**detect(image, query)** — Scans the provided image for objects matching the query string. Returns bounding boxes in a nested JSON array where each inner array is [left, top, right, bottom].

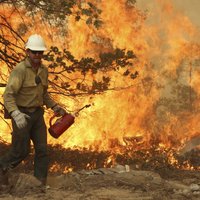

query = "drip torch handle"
[[49, 113, 58, 127]]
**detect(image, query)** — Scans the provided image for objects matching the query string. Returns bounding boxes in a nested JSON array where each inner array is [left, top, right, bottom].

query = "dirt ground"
[[1, 165, 200, 200], [1, 142, 200, 200]]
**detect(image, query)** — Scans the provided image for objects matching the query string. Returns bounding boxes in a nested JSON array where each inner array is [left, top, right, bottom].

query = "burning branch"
[[45, 47, 138, 97], [0, 13, 25, 69]]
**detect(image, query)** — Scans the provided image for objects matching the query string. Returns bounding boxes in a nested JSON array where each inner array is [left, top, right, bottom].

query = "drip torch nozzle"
[[74, 104, 91, 117]]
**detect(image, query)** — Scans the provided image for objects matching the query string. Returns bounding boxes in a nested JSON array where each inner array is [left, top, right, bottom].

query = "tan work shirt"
[[3, 58, 56, 113]]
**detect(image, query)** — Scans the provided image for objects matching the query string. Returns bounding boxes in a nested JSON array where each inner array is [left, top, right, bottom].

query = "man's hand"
[[52, 105, 66, 117], [11, 110, 30, 129]]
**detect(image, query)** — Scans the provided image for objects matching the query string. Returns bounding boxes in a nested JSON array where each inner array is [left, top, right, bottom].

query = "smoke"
[[134, 0, 200, 145]]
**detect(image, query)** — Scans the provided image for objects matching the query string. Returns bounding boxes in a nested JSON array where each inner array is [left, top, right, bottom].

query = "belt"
[[18, 106, 41, 113]]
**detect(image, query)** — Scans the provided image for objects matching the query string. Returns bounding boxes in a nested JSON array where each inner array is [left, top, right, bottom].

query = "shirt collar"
[[24, 57, 44, 69]]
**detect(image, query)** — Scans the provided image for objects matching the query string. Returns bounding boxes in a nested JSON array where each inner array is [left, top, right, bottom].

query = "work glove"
[[11, 110, 30, 129], [52, 105, 66, 117]]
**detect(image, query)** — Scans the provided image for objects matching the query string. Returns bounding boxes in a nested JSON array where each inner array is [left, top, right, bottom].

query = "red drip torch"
[[48, 104, 91, 139]]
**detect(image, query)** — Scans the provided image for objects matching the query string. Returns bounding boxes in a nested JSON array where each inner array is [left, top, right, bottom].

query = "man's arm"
[[3, 68, 24, 113]]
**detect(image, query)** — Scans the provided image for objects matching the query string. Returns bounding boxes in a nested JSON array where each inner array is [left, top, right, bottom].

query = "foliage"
[[1, 0, 103, 29], [44, 47, 138, 96]]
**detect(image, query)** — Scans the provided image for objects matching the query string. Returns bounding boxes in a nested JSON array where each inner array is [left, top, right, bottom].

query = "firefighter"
[[0, 34, 66, 186]]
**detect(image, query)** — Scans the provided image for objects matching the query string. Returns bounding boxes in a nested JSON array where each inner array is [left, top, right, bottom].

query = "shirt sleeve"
[[3, 68, 24, 113], [42, 69, 57, 108], [43, 87, 57, 108]]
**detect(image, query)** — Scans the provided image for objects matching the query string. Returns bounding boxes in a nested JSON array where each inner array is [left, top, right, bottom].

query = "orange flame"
[[1, 0, 200, 170]]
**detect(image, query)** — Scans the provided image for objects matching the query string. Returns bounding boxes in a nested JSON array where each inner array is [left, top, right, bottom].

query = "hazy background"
[[137, 0, 200, 27]]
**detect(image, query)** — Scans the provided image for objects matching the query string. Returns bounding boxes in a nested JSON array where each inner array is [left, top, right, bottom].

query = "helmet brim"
[[26, 46, 47, 51]]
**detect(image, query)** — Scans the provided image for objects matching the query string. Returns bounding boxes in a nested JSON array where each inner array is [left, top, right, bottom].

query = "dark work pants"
[[0, 107, 48, 181]]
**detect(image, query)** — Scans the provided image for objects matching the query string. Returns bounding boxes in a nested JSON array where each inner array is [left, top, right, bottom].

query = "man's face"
[[26, 49, 44, 66]]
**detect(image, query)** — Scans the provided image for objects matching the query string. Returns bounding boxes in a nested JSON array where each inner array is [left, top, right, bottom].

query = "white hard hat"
[[25, 34, 47, 51]]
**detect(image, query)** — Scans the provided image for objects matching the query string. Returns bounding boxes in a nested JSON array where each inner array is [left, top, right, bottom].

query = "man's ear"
[[25, 49, 29, 56]]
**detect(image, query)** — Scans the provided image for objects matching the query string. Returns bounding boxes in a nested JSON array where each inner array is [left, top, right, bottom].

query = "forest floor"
[[0, 141, 200, 200]]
